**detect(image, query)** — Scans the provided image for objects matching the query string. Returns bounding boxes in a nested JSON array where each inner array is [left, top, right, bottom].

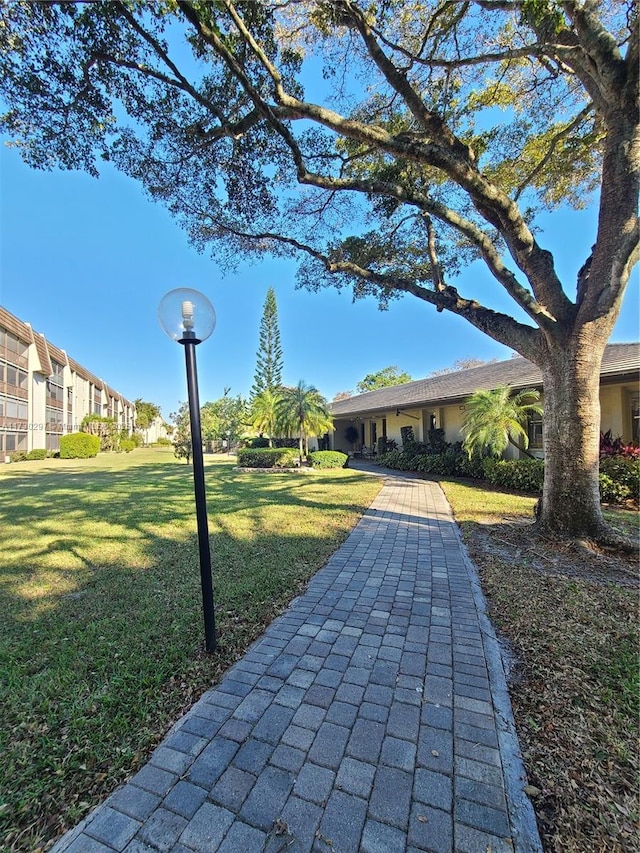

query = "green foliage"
[[154, 437, 172, 446], [170, 402, 191, 463], [276, 381, 333, 462], [246, 436, 271, 448], [26, 449, 47, 461], [128, 432, 143, 448], [356, 366, 412, 393], [60, 433, 100, 459], [236, 447, 299, 468], [8, 451, 28, 463], [120, 439, 135, 453], [81, 414, 120, 452], [201, 391, 249, 445], [133, 399, 161, 432], [462, 386, 542, 458], [379, 449, 545, 493], [308, 451, 348, 469], [251, 287, 283, 399], [599, 457, 640, 504], [482, 458, 545, 493], [250, 388, 281, 445], [379, 449, 638, 505]]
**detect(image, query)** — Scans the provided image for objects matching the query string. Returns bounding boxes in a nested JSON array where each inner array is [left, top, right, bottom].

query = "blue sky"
[[1, 144, 638, 422]]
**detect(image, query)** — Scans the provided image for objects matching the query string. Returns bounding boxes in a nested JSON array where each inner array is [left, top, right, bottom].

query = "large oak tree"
[[1, 0, 637, 538]]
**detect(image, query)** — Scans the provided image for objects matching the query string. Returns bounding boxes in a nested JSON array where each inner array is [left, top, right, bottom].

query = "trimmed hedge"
[[376, 449, 638, 505], [308, 451, 348, 469], [236, 447, 299, 468], [59, 432, 101, 459], [120, 439, 136, 453]]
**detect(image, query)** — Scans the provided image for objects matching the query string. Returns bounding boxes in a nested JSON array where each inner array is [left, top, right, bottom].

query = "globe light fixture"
[[159, 288, 217, 653]]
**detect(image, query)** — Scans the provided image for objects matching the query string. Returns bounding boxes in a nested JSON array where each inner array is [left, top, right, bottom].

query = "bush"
[[246, 436, 270, 448], [378, 447, 636, 504], [272, 437, 299, 449], [308, 451, 348, 469], [236, 447, 299, 468], [482, 458, 544, 494], [129, 432, 144, 448], [155, 437, 172, 446], [26, 449, 47, 461], [600, 430, 640, 459], [9, 451, 28, 463], [598, 475, 630, 504], [600, 456, 640, 503], [120, 439, 135, 453], [59, 432, 101, 459]]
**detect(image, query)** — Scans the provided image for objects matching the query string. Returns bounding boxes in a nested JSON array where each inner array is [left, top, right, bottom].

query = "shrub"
[[308, 451, 348, 469], [155, 436, 172, 446], [599, 474, 630, 504], [272, 437, 299, 449], [482, 458, 544, 493], [236, 447, 299, 468], [600, 456, 640, 503], [9, 451, 28, 463], [59, 432, 100, 459], [246, 436, 270, 448], [25, 449, 47, 461], [129, 432, 144, 448], [600, 429, 640, 459], [120, 439, 135, 453]]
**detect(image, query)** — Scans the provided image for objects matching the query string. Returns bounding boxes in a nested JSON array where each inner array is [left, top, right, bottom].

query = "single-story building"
[[329, 342, 640, 459]]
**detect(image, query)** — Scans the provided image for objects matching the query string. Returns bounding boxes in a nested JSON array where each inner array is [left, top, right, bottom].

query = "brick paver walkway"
[[52, 466, 541, 853]]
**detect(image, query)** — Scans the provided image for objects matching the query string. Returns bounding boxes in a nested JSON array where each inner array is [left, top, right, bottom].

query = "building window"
[[632, 394, 639, 445], [5, 364, 28, 390], [0, 395, 28, 420], [46, 406, 64, 430], [47, 360, 65, 404], [46, 433, 61, 451], [4, 331, 29, 359], [527, 413, 543, 448], [93, 387, 102, 415], [2, 431, 28, 452]]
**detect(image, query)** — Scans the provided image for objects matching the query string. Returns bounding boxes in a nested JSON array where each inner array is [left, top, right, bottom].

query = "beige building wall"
[[1, 307, 135, 458]]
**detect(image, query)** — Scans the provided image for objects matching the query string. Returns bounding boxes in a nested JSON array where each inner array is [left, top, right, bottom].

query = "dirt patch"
[[470, 518, 638, 589]]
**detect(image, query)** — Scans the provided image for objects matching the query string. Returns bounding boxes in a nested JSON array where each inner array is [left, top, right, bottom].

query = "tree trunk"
[[536, 335, 610, 538]]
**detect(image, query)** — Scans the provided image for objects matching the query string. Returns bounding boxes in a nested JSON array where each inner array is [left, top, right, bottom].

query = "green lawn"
[[0, 448, 381, 852]]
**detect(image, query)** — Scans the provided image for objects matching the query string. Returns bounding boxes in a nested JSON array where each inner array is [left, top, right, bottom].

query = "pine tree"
[[251, 287, 283, 400]]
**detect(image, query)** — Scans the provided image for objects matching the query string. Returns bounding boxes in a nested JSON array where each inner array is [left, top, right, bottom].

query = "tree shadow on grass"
[[0, 455, 381, 851]]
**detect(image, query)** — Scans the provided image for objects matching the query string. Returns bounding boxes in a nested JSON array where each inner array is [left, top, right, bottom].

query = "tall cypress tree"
[[251, 287, 283, 399]]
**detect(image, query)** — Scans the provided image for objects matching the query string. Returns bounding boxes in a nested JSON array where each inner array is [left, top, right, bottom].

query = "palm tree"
[[461, 385, 543, 459], [250, 388, 281, 447], [276, 381, 333, 462]]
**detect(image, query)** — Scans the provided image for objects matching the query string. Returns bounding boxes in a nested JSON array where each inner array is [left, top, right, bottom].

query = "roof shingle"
[[329, 342, 639, 417]]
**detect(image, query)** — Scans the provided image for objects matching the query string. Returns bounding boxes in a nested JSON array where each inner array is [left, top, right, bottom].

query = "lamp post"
[[159, 288, 217, 653]]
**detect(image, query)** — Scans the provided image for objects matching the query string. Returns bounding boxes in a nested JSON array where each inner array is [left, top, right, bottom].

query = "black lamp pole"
[[180, 331, 216, 653]]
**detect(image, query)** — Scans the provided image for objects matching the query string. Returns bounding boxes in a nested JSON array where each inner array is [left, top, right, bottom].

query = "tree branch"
[[198, 215, 540, 356], [514, 103, 595, 200]]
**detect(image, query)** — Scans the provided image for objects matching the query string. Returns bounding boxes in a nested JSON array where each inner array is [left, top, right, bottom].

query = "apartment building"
[[0, 306, 136, 458]]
